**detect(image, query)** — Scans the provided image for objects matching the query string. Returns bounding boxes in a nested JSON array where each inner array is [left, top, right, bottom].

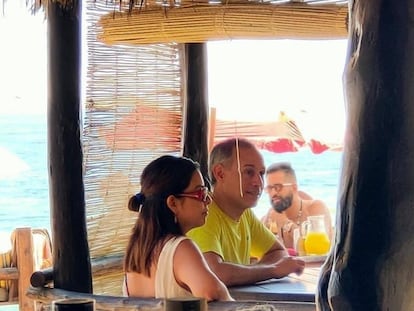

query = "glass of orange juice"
[[302, 215, 330, 255]]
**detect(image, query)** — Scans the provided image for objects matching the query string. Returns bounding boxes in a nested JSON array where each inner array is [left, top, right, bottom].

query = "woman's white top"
[[155, 236, 193, 298], [123, 236, 193, 298]]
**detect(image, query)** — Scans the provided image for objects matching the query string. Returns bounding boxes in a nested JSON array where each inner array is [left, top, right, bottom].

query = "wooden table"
[[229, 262, 322, 303]]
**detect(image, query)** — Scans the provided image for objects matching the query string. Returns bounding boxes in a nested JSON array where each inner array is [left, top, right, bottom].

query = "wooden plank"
[[27, 287, 316, 311], [91, 255, 123, 278], [0, 267, 19, 280], [229, 266, 321, 302], [288, 266, 320, 284], [15, 228, 35, 311], [229, 278, 316, 302]]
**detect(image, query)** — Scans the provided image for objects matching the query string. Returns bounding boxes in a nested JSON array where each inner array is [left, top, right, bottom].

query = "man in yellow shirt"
[[187, 138, 304, 286]]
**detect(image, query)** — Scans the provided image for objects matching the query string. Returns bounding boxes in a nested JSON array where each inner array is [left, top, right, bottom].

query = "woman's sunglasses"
[[176, 186, 211, 203]]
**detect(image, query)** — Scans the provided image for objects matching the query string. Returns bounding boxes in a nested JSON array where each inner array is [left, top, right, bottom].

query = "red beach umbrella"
[[212, 111, 341, 154]]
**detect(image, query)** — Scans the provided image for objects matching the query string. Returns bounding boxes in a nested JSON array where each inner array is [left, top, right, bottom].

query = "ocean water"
[[0, 114, 50, 234], [0, 114, 343, 236]]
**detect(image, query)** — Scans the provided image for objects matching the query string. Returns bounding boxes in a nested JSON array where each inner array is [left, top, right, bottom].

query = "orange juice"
[[304, 232, 330, 255]]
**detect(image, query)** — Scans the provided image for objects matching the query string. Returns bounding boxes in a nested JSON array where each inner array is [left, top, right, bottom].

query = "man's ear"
[[292, 183, 299, 192], [212, 163, 225, 181]]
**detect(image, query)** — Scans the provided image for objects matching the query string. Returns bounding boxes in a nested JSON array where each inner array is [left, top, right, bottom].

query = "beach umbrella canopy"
[[212, 111, 342, 154]]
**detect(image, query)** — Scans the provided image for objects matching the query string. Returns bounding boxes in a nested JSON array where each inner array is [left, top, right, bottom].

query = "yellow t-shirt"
[[187, 201, 276, 264]]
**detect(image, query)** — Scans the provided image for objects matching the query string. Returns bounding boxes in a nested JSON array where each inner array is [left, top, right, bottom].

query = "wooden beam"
[[0, 268, 19, 281], [27, 287, 316, 311], [47, 0, 92, 293], [30, 255, 124, 288], [182, 43, 210, 179], [98, 4, 348, 45]]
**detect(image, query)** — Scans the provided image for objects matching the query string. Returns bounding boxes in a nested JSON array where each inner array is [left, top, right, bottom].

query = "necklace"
[[296, 200, 303, 226]]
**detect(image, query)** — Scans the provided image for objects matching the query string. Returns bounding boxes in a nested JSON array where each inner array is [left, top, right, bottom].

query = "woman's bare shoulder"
[[175, 237, 202, 257]]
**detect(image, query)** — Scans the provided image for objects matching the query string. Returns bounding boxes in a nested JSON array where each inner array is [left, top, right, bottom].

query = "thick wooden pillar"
[[318, 1, 414, 310], [182, 43, 209, 179], [47, 1, 92, 293]]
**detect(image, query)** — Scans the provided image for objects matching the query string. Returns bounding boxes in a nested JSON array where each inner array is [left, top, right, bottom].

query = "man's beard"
[[271, 194, 293, 213]]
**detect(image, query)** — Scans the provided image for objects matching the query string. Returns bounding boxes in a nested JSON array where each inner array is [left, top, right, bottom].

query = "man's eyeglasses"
[[265, 183, 294, 193], [176, 187, 211, 203]]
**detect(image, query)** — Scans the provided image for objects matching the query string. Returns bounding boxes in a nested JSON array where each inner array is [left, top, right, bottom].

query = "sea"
[[0, 113, 344, 240]]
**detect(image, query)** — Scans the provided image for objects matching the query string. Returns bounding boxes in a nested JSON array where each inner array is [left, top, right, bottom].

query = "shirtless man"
[[262, 162, 333, 249]]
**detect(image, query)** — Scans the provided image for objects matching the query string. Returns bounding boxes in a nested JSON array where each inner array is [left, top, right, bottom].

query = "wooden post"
[[14, 228, 35, 311], [182, 43, 210, 179], [47, 0, 92, 293], [318, 1, 414, 310]]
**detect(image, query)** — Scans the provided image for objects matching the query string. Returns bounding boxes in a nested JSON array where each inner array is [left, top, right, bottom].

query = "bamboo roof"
[[97, 0, 349, 44], [28, 1, 348, 43]]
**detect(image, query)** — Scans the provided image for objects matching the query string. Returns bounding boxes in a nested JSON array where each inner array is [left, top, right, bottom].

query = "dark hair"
[[209, 137, 257, 185], [266, 162, 297, 179], [124, 155, 200, 276]]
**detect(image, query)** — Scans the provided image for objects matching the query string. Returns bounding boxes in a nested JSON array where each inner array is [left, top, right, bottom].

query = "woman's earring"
[[174, 215, 177, 223]]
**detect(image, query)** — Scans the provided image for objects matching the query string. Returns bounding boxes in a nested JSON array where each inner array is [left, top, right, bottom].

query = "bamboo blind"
[[99, 3, 348, 45], [83, 0, 184, 295]]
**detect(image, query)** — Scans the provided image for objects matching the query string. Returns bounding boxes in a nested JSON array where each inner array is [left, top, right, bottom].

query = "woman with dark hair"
[[123, 155, 233, 301]]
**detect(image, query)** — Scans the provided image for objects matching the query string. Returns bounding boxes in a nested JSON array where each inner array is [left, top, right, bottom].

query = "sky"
[[208, 39, 348, 144], [0, 3, 348, 143], [0, 2, 47, 115]]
